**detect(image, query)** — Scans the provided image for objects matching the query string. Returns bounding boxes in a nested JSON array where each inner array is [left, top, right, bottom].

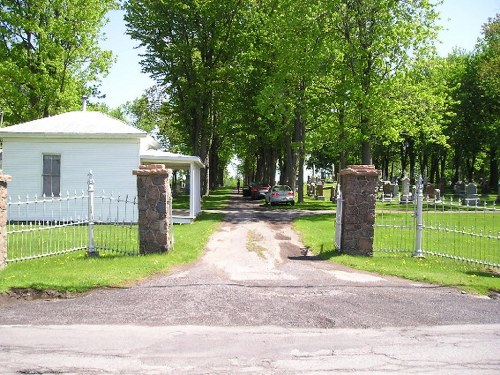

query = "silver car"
[[265, 185, 295, 206]]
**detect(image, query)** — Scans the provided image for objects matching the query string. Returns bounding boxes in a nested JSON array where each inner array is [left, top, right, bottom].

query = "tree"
[[331, 0, 440, 164], [124, 0, 248, 195], [475, 14, 500, 189], [0, 0, 117, 124]]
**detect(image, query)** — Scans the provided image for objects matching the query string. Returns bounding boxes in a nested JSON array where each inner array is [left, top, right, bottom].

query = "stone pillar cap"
[[340, 165, 380, 177], [0, 174, 12, 183], [133, 164, 171, 176]]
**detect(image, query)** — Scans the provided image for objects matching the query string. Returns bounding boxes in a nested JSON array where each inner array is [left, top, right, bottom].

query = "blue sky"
[[98, 0, 500, 109]]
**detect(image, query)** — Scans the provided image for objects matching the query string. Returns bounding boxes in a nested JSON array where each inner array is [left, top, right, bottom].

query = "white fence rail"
[[6, 172, 140, 262], [375, 179, 499, 268]]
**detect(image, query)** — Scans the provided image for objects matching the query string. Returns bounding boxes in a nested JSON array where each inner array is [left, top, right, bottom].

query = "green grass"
[[294, 213, 500, 295], [0, 212, 223, 294], [172, 193, 190, 210], [172, 186, 233, 210], [0, 186, 232, 294], [202, 187, 233, 210]]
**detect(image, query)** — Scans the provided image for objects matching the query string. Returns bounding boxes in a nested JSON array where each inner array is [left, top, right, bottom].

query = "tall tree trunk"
[[400, 141, 408, 178], [429, 151, 439, 183], [489, 147, 498, 191], [408, 140, 416, 184], [295, 81, 306, 203], [338, 108, 347, 171], [361, 140, 372, 165]]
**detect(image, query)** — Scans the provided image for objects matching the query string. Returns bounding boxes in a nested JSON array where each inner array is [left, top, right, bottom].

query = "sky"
[[98, 0, 500, 109]]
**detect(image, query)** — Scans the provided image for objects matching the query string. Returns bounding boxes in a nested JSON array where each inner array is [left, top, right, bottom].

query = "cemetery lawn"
[[294, 214, 500, 296]]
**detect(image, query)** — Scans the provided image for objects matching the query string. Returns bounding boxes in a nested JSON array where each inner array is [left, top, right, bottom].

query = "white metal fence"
[[6, 171, 140, 262], [374, 179, 499, 268]]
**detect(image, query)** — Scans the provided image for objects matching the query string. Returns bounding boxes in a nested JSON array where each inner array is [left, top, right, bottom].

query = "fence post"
[[0, 173, 12, 269], [87, 170, 98, 257], [413, 175, 425, 258], [334, 185, 342, 250], [133, 164, 172, 254]]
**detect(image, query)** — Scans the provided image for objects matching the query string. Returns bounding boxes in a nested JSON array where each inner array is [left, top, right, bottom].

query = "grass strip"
[[294, 213, 500, 295], [0, 212, 223, 294]]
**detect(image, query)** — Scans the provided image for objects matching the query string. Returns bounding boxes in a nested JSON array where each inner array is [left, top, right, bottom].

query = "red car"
[[250, 183, 271, 200]]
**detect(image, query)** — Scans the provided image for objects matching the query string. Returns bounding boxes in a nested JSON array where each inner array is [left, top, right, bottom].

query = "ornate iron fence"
[[6, 171, 140, 262], [375, 178, 499, 268]]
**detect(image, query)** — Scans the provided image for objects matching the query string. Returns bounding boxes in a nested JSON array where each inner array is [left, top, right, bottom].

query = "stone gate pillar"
[[133, 164, 172, 254], [0, 173, 12, 269], [339, 165, 379, 256]]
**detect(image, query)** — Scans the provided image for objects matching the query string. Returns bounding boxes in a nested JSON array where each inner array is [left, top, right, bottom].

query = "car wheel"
[[291, 201, 295, 206]]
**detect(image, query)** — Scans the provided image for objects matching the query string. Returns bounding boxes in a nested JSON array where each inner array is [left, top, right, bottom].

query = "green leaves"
[[0, 0, 118, 123]]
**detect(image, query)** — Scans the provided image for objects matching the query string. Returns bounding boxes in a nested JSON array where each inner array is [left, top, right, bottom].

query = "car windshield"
[[272, 185, 290, 192]]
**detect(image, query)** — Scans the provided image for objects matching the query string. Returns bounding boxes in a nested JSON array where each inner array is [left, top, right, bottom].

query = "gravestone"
[[400, 176, 412, 203], [454, 181, 465, 198], [315, 180, 325, 200], [464, 182, 479, 205], [424, 184, 441, 202], [381, 181, 394, 201]]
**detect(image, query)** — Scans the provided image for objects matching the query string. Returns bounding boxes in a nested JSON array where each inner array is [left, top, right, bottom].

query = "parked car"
[[250, 183, 271, 200], [242, 184, 252, 197], [265, 185, 295, 205]]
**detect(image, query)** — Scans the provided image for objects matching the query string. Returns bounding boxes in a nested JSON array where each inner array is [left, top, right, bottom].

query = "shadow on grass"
[[297, 213, 336, 222], [465, 270, 500, 279], [202, 188, 233, 210], [193, 212, 225, 222]]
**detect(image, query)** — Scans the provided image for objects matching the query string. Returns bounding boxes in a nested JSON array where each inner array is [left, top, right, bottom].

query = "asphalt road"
[[1, 192, 499, 374]]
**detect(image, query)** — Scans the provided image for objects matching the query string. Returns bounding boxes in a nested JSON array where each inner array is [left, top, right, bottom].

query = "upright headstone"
[[454, 181, 465, 198], [0, 173, 12, 269], [315, 180, 325, 200], [382, 181, 393, 201], [339, 165, 379, 256], [400, 176, 412, 203], [133, 164, 172, 254], [464, 182, 479, 205], [424, 184, 441, 202]]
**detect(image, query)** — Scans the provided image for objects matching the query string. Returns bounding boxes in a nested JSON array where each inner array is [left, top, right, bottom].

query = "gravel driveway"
[[0, 191, 499, 328]]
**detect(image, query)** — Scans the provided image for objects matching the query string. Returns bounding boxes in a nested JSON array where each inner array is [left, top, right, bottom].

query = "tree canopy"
[[0, 0, 117, 124], [3, 0, 495, 194]]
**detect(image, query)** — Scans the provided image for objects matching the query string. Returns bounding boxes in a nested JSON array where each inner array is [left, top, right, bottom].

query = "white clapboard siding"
[[4, 137, 140, 222]]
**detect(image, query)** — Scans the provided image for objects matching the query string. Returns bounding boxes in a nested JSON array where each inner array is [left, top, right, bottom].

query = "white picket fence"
[[6, 171, 140, 262]]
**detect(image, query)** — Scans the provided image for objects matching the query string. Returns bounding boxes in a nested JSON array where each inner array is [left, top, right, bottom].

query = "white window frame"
[[42, 154, 61, 197]]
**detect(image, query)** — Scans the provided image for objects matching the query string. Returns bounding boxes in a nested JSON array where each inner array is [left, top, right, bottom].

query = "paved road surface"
[[1, 192, 499, 374]]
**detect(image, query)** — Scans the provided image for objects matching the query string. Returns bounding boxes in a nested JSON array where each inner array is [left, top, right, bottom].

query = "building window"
[[42, 154, 61, 196]]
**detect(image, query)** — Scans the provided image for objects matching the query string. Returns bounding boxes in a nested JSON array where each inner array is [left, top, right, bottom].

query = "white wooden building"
[[0, 110, 203, 223]]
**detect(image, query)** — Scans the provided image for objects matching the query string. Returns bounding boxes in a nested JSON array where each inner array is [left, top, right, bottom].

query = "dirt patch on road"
[[0, 288, 75, 307]]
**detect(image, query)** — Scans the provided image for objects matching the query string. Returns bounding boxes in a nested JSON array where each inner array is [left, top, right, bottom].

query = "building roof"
[[140, 149, 205, 169], [0, 111, 147, 139]]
